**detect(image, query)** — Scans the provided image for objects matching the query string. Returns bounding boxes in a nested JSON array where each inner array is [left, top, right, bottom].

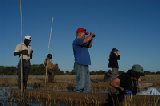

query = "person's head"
[[108, 70, 112, 74], [24, 35, 31, 45], [76, 28, 88, 39], [47, 54, 52, 59], [112, 48, 118, 54], [127, 64, 144, 80], [109, 48, 118, 58]]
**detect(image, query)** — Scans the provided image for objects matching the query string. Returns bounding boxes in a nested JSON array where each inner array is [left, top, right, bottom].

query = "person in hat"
[[108, 64, 144, 105], [14, 35, 33, 89], [108, 48, 120, 80], [72, 28, 94, 93], [44, 54, 58, 83], [104, 69, 112, 82], [110, 64, 144, 95]]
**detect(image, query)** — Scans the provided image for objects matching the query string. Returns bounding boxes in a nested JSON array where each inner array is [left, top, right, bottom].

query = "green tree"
[[29, 64, 45, 75], [65, 71, 70, 75], [90, 71, 96, 75], [118, 71, 124, 75], [6, 66, 17, 75], [150, 72, 155, 75], [96, 70, 105, 75], [53, 66, 61, 75], [0, 66, 5, 75], [156, 71, 160, 74], [144, 71, 150, 75], [70, 70, 76, 75], [0, 66, 17, 75]]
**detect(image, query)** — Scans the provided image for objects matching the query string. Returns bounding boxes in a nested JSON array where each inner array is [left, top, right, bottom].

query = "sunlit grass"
[[1, 75, 160, 105]]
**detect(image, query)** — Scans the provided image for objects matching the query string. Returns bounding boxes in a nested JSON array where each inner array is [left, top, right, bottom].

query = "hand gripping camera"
[[92, 35, 96, 38]]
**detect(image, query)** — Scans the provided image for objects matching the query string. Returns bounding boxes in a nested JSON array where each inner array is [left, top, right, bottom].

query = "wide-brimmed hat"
[[112, 48, 118, 52], [76, 28, 89, 35], [131, 64, 144, 76]]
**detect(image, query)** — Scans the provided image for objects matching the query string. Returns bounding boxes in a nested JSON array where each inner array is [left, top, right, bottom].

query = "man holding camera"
[[72, 28, 94, 93]]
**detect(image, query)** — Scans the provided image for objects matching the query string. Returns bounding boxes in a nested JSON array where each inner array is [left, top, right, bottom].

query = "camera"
[[92, 35, 96, 38]]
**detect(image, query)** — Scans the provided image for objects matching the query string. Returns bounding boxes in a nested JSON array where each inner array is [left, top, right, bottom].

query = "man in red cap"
[[72, 28, 94, 93]]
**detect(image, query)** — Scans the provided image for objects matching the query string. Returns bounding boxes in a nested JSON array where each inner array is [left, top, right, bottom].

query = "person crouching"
[[109, 64, 144, 105]]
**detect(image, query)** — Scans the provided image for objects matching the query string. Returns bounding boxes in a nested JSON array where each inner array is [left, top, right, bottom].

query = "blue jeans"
[[73, 63, 91, 93]]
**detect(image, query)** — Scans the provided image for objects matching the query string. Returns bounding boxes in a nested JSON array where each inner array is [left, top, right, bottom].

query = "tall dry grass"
[[2, 75, 160, 106], [1, 75, 160, 87], [141, 75, 160, 81]]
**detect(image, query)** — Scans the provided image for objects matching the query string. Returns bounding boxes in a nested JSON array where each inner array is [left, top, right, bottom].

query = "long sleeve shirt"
[[110, 53, 120, 68]]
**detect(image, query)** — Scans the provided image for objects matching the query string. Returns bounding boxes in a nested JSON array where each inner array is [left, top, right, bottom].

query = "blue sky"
[[0, 0, 160, 72]]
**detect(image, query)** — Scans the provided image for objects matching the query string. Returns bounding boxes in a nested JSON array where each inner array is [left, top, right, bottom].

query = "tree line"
[[0, 65, 159, 75], [0, 64, 63, 75]]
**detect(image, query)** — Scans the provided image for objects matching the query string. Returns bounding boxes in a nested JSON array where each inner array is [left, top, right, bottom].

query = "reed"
[[1, 75, 160, 105]]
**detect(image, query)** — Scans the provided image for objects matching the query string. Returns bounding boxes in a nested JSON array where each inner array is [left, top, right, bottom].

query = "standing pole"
[[20, 0, 23, 95], [45, 17, 54, 86]]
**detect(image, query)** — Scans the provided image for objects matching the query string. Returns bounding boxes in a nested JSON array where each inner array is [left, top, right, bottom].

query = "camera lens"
[[92, 35, 96, 38]]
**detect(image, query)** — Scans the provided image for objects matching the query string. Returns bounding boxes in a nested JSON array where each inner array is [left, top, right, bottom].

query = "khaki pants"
[[111, 68, 118, 81], [48, 69, 54, 83]]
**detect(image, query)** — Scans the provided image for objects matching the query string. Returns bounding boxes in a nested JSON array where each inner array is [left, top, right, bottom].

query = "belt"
[[23, 59, 30, 62]]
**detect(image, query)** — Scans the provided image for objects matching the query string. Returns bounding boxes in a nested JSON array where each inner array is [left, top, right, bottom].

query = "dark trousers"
[[18, 59, 31, 89], [18, 59, 31, 83], [48, 69, 54, 83]]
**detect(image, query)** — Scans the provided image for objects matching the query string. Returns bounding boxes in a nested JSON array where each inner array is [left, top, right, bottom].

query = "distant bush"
[[0, 65, 158, 75]]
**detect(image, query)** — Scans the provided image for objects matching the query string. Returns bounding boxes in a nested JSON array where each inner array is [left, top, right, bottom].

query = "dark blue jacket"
[[108, 53, 120, 68]]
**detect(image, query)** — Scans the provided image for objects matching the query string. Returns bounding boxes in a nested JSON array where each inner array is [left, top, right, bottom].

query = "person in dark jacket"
[[108, 48, 120, 80]]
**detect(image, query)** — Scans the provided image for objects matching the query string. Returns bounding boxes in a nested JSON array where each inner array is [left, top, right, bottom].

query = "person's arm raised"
[[87, 39, 92, 48], [83, 32, 94, 44]]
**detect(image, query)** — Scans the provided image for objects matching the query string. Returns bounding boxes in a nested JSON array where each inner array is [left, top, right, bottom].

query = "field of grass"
[[1, 75, 160, 86], [0, 75, 104, 86], [1, 75, 160, 106]]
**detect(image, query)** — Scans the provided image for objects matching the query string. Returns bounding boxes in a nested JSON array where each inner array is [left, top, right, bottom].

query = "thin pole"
[[20, 0, 23, 95], [45, 17, 54, 86]]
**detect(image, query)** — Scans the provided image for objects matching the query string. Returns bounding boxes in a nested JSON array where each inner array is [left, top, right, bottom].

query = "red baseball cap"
[[76, 28, 89, 35]]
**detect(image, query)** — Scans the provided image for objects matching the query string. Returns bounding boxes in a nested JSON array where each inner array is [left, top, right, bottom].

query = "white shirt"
[[14, 43, 32, 59]]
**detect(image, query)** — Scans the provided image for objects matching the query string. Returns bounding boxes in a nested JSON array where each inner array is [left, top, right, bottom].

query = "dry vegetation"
[[1, 75, 160, 87], [1, 75, 160, 106], [0, 75, 104, 86]]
